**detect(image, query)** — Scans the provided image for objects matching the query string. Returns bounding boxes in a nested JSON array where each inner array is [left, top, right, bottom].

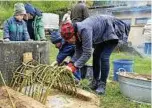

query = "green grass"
[[100, 81, 151, 108], [50, 44, 151, 108], [0, 29, 3, 39], [101, 53, 151, 108], [0, 1, 72, 23], [49, 42, 59, 63]]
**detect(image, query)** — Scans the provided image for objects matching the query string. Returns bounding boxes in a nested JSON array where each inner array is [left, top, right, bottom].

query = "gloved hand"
[[66, 62, 81, 81], [73, 70, 81, 81], [51, 61, 58, 66], [66, 62, 77, 73], [41, 38, 47, 41]]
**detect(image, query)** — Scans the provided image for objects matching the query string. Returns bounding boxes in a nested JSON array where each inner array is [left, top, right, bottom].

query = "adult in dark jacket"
[[60, 15, 130, 94], [71, 1, 89, 23], [24, 3, 46, 41]]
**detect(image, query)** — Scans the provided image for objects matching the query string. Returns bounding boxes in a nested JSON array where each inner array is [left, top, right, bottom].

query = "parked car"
[[42, 13, 59, 35]]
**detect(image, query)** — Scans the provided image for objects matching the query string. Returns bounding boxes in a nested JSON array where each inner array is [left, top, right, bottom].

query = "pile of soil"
[[119, 72, 151, 81], [0, 86, 100, 108], [0, 86, 46, 108], [0, 87, 100, 108]]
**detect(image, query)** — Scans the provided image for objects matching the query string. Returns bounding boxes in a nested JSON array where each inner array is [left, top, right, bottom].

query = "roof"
[[109, 6, 151, 13]]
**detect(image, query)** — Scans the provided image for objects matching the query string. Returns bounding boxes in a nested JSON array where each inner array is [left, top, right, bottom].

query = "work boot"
[[89, 79, 98, 90], [95, 81, 106, 95]]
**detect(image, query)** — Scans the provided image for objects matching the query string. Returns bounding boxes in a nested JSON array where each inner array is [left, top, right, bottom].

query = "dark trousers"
[[93, 40, 118, 83]]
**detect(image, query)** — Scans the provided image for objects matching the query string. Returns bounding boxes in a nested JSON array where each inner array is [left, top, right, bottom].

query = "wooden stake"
[[0, 71, 16, 108]]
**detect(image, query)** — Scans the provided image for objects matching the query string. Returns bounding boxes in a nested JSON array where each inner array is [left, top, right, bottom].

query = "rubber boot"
[[89, 79, 98, 90], [95, 81, 106, 95]]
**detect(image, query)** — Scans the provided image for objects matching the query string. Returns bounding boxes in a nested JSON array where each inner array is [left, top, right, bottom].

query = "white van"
[[42, 13, 59, 32]]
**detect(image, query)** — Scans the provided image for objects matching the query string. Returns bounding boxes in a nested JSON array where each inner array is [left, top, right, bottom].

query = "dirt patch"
[[0, 86, 46, 108], [119, 72, 151, 81], [46, 89, 100, 108], [0, 86, 100, 108]]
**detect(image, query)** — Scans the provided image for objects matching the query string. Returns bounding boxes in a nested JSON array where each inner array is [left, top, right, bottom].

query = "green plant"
[[0, 29, 3, 40]]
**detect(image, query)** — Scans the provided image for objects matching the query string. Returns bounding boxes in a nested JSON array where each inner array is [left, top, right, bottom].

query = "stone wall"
[[0, 41, 50, 85]]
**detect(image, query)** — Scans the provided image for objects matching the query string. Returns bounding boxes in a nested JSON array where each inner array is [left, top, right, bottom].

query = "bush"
[[0, 1, 72, 24]]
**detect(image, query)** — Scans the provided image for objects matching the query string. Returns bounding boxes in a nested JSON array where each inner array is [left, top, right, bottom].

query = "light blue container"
[[113, 59, 134, 81]]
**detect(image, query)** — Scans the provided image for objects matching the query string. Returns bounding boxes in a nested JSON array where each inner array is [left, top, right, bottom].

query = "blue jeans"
[[93, 40, 118, 83]]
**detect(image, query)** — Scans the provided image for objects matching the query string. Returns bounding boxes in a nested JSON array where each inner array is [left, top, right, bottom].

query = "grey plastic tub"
[[117, 72, 151, 104]]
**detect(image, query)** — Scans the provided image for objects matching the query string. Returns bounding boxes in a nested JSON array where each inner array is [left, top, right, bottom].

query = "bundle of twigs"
[[10, 60, 77, 104]]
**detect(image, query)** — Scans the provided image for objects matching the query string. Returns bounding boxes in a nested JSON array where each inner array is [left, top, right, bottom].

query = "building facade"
[[89, 1, 151, 46]]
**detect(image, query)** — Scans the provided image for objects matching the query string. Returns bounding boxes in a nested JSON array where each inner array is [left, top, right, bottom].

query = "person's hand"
[[73, 70, 81, 81], [51, 61, 58, 66], [66, 62, 77, 73], [41, 39, 47, 41], [24, 14, 28, 20], [4, 38, 10, 42]]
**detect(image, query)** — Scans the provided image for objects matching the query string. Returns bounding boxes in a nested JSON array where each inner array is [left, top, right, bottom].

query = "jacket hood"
[[50, 30, 62, 44], [24, 3, 42, 16]]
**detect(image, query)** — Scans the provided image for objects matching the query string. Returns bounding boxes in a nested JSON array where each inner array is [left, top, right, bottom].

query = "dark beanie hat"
[[24, 3, 35, 16], [50, 31, 62, 44]]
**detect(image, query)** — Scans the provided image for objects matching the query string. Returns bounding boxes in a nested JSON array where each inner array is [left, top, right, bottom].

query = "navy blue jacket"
[[57, 40, 75, 64], [72, 15, 130, 68]]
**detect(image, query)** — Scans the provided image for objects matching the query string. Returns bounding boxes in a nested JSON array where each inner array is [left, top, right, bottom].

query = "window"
[[121, 19, 131, 25], [135, 18, 150, 25]]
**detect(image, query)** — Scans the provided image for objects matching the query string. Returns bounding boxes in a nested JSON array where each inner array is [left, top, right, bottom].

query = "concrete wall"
[[0, 41, 50, 85], [114, 12, 151, 26], [128, 26, 144, 46]]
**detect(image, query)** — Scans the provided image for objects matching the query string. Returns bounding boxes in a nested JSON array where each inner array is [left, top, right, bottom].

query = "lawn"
[[50, 44, 151, 108], [0, 29, 2, 39], [100, 53, 151, 108]]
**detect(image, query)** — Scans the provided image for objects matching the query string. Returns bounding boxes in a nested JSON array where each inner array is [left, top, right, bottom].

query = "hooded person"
[[60, 15, 130, 95], [50, 30, 81, 80], [24, 3, 46, 41], [3, 3, 30, 41], [71, 0, 89, 23], [62, 10, 71, 24]]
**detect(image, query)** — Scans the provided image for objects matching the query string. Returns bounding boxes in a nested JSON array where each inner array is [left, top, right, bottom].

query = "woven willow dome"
[[10, 60, 77, 104]]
